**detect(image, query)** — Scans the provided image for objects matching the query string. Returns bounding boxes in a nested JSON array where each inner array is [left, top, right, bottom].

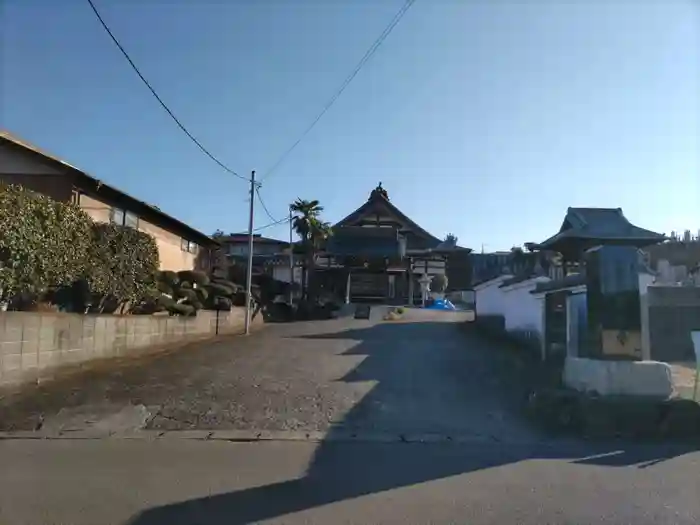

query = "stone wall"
[[647, 286, 700, 362], [0, 308, 259, 387]]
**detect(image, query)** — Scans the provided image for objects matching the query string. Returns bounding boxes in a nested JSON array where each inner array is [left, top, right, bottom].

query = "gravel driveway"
[[1, 307, 539, 442]]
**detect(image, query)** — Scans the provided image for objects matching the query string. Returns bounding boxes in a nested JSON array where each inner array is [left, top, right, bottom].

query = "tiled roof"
[[220, 234, 287, 244], [536, 207, 665, 249], [333, 188, 445, 248]]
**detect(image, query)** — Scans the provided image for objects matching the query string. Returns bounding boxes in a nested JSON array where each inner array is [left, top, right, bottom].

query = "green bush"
[[177, 288, 198, 302], [90, 222, 160, 312], [167, 303, 195, 316], [206, 282, 235, 297], [195, 287, 208, 303], [177, 270, 209, 287], [159, 271, 179, 286], [157, 295, 176, 309], [156, 280, 174, 295], [0, 183, 94, 302]]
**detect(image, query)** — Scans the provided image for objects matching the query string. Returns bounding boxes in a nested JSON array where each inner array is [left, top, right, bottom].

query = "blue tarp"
[[425, 298, 456, 311]]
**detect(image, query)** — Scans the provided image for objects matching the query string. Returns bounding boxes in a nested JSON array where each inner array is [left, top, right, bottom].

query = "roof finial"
[[370, 182, 389, 201]]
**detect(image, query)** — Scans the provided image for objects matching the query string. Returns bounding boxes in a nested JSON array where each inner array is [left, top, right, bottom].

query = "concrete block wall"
[[0, 308, 255, 387]]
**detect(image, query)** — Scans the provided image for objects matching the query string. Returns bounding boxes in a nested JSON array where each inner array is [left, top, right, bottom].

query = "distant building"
[[470, 251, 512, 284], [215, 233, 301, 283], [0, 131, 217, 272]]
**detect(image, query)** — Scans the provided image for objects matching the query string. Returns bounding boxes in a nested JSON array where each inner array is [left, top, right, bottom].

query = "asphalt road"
[[1, 307, 699, 524], [1, 307, 538, 442], [1, 438, 698, 525]]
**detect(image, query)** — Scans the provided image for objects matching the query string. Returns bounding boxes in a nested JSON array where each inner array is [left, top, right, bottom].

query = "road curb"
[[0, 428, 544, 445]]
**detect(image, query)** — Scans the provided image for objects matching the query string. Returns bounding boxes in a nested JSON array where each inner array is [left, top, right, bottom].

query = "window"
[[110, 207, 139, 228], [181, 238, 198, 254], [124, 211, 139, 228], [110, 207, 125, 225]]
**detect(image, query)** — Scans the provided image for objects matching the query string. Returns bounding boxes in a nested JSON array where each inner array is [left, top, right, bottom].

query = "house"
[[0, 131, 217, 272], [216, 233, 302, 284], [314, 183, 471, 303]]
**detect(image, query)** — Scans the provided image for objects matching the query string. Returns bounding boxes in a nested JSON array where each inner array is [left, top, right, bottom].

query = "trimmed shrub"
[[159, 271, 179, 286], [90, 222, 160, 312], [168, 303, 195, 316], [156, 280, 174, 295], [207, 282, 235, 297], [177, 288, 198, 303], [0, 183, 94, 303], [195, 287, 208, 303], [178, 270, 209, 287]]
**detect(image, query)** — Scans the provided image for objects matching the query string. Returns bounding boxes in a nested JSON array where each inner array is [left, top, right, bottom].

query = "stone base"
[[563, 357, 674, 399]]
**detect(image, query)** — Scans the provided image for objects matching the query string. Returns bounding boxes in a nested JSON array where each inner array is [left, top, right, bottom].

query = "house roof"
[[534, 207, 666, 250], [0, 130, 217, 247], [333, 185, 444, 247], [219, 233, 287, 244]]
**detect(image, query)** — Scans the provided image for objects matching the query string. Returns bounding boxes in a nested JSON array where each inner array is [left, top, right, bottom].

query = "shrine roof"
[[534, 207, 666, 251], [333, 184, 443, 248]]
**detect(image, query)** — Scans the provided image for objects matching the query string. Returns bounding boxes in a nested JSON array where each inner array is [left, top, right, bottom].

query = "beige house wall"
[[1, 140, 210, 274], [78, 193, 112, 223], [139, 219, 198, 272], [79, 193, 198, 272]]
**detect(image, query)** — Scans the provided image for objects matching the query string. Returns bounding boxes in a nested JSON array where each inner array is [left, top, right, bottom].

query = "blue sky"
[[1, 0, 698, 250]]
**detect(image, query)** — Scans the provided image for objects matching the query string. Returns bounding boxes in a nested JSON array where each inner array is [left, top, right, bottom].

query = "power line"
[[260, 0, 417, 182], [253, 216, 290, 233], [255, 187, 282, 224], [85, 0, 249, 183]]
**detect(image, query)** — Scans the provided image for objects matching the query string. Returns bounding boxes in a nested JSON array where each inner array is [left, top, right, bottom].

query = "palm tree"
[[290, 199, 332, 300]]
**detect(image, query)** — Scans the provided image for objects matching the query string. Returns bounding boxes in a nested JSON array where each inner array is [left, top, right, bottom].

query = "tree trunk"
[[307, 250, 316, 302], [301, 237, 309, 301]]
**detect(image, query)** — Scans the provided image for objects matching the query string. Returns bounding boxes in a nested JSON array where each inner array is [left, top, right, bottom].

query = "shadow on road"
[[127, 319, 698, 525]]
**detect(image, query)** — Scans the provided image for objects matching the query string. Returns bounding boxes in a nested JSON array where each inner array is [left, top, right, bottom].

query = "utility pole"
[[244, 170, 257, 335], [288, 206, 294, 305]]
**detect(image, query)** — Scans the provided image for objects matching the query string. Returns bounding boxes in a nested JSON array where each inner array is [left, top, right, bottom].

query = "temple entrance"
[[343, 270, 408, 304]]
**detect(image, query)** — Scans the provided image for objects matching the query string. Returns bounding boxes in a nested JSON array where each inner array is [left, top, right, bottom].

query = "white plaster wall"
[[500, 277, 549, 335], [474, 276, 510, 316]]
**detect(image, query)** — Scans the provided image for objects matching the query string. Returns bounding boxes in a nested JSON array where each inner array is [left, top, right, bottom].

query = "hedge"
[[90, 222, 160, 311], [0, 183, 160, 311], [0, 183, 94, 301]]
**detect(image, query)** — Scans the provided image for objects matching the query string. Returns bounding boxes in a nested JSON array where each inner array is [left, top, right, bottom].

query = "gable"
[[0, 140, 65, 176], [334, 190, 441, 247], [339, 198, 408, 229]]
